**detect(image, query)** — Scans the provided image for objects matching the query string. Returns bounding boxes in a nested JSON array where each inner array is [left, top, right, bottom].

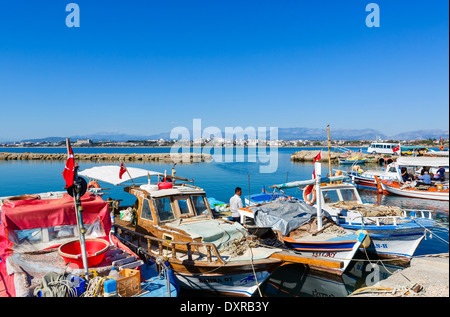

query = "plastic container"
[[116, 269, 141, 297], [109, 267, 120, 280], [157, 182, 173, 190], [70, 275, 86, 297], [58, 238, 109, 268], [103, 279, 118, 297]]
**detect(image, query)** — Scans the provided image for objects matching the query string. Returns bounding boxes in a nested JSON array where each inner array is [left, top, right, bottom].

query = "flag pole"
[[66, 138, 90, 281], [327, 125, 332, 177], [122, 162, 136, 186]]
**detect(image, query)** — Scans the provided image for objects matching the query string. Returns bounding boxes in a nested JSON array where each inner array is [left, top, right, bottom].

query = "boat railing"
[[338, 209, 432, 227], [112, 224, 227, 265], [401, 209, 434, 220]]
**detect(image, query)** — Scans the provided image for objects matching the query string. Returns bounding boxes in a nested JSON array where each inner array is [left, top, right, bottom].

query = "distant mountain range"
[[14, 128, 448, 143]]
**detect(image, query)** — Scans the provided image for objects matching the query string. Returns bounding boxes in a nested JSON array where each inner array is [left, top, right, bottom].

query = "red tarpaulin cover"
[[0, 192, 112, 297]]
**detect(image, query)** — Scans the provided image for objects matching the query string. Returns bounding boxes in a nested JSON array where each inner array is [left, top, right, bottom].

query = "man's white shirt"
[[229, 194, 243, 218]]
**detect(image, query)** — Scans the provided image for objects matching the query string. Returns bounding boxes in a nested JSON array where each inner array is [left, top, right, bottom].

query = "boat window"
[[141, 198, 153, 221], [177, 199, 190, 215], [388, 167, 397, 173], [7, 218, 105, 252], [322, 190, 340, 204], [154, 197, 175, 222], [340, 189, 358, 202], [191, 196, 209, 216]]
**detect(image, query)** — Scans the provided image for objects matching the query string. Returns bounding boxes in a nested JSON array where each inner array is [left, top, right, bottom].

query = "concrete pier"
[[350, 254, 449, 297], [291, 150, 388, 164], [0, 152, 212, 163]]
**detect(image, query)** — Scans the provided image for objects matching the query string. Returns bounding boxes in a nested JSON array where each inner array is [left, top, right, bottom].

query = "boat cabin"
[[320, 183, 363, 206], [123, 183, 220, 243]]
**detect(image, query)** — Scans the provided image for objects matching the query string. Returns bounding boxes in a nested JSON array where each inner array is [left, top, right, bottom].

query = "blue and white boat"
[[244, 188, 299, 207], [239, 173, 368, 276], [271, 171, 436, 262]]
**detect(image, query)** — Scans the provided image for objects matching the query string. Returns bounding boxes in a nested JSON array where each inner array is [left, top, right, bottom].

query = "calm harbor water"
[[1, 146, 448, 297]]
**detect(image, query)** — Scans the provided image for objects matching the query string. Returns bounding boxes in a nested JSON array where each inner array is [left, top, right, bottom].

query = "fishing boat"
[[78, 164, 344, 297], [379, 179, 449, 201], [348, 156, 449, 190], [244, 189, 299, 207], [270, 176, 436, 262], [0, 191, 178, 297], [238, 171, 368, 276], [338, 157, 367, 165]]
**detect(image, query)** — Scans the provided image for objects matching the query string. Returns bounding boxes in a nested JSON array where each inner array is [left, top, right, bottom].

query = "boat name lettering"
[[375, 243, 388, 249], [312, 252, 337, 258]]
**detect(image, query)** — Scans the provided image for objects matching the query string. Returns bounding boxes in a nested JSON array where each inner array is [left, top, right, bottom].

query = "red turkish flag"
[[63, 146, 75, 189], [119, 162, 127, 179], [304, 150, 322, 195], [393, 145, 400, 152]]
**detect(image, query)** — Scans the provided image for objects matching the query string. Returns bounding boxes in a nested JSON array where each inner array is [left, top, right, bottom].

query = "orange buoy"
[[303, 186, 317, 205], [87, 181, 100, 189]]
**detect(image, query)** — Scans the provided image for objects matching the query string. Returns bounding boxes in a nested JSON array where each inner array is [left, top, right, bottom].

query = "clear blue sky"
[[0, 0, 448, 141]]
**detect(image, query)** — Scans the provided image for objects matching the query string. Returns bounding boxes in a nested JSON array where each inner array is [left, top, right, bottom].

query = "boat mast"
[[315, 162, 323, 230], [327, 124, 332, 177]]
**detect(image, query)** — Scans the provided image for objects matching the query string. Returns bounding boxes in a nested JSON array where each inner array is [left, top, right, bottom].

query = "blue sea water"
[[1, 146, 448, 297]]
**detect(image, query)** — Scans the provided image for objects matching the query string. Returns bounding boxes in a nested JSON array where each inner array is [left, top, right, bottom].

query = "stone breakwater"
[[290, 150, 388, 163], [0, 152, 212, 163]]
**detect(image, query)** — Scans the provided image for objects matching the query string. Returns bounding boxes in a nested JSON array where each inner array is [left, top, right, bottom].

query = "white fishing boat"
[[239, 166, 369, 276], [270, 178, 436, 262], [349, 156, 449, 191], [379, 179, 449, 201]]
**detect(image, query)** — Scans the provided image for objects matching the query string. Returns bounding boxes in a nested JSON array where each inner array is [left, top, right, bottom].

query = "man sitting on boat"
[[401, 167, 411, 183], [415, 170, 432, 186]]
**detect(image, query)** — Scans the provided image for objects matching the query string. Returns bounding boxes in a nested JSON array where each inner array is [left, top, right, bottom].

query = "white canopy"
[[396, 157, 449, 167], [79, 165, 164, 186], [270, 175, 346, 189]]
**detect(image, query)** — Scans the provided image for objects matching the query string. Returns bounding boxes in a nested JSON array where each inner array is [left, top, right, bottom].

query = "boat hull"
[[282, 232, 366, 275], [380, 181, 449, 201], [339, 218, 434, 260], [171, 261, 281, 297]]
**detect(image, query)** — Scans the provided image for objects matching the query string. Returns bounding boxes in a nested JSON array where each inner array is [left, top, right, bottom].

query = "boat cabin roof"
[[125, 184, 206, 199]]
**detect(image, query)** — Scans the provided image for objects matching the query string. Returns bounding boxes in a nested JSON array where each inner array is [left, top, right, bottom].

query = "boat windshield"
[[323, 190, 340, 204], [191, 195, 209, 216], [154, 197, 176, 222], [340, 188, 358, 202]]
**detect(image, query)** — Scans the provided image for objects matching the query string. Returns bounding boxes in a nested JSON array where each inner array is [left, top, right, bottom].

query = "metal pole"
[[327, 125, 332, 177], [315, 162, 323, 231], [66, 139, 89, 281]]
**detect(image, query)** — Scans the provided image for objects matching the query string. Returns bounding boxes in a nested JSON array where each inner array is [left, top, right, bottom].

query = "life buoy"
[[87, 181, 101, 189], [436, 184, 444, 191], [303, 186, 317, 205], [439, 145, 444, 151]]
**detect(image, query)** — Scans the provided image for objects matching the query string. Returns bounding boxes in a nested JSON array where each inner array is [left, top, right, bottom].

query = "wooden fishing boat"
[[270, 175, 436, 262], [379, 179, 449, 201], [0, 191, 178, 297], [79, 165, 344, 297]]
